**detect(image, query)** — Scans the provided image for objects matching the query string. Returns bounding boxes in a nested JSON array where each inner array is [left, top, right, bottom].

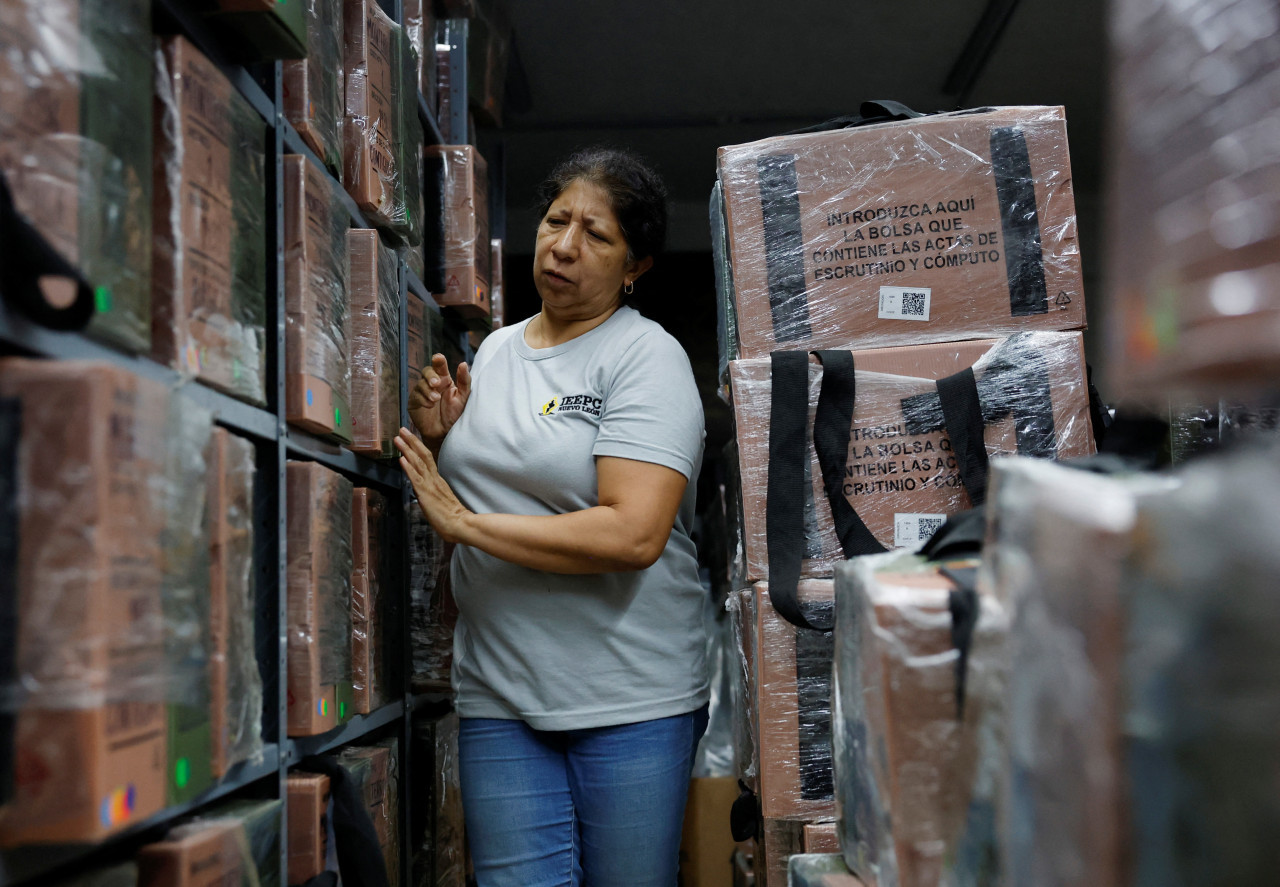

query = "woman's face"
[[533, 179, 643, 319]]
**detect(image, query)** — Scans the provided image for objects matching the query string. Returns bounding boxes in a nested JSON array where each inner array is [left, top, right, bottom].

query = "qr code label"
[[879, 286, 932, 321], [894, 513, 947, 549]]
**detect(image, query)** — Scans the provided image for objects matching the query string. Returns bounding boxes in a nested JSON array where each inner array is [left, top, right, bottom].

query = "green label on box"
[[94, 286, 113, 314], [335, 407, 342, 427], [174, 757, 191, 789]]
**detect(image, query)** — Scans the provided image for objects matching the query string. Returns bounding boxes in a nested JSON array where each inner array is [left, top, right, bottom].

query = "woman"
[[395, 147, 708, 887]]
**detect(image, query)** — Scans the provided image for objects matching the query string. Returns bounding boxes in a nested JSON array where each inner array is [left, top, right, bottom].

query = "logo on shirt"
[[539, 393, 602, 417]]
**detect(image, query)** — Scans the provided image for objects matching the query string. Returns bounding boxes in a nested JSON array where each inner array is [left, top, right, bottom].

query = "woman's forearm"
[[453, 506, 666, 574]]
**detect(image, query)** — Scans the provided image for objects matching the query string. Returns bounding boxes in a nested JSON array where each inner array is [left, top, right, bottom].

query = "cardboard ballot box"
[[729, 331, 1093, 582], [717, 106, 1085, 355]]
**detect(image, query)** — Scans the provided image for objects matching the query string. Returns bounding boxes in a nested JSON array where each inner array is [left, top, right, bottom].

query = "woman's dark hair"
[[535, 147, 669, 263]]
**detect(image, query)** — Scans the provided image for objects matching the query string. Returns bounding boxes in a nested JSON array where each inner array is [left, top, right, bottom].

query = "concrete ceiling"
[[495, 0, 1109, 254]]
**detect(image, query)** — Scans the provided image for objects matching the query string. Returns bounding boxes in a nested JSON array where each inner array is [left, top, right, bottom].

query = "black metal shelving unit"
[[0, 0, 483, 883]]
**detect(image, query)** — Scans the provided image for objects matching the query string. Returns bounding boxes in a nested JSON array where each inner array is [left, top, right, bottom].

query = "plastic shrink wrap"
[[344, 0, 409, 231], [425, 145, 491, 317], [137, 797, 281, 887], [1104, 0, 1280, 396], [153, 36, 267, 406], [410, 508, 456, 691], [744, 582, 836, 822], [340, 741, 401, 886], [284, 154, 352, 442], [728, 589, 759, 795], [716, 107, 1084, 357], [789, 853, 868, 887], [286, 461, 354, 736], [403, 0, 437, 117], [981, 458, 1175, 887], [730, 331, 1094, 582], [412, 711, 466, 887], [287, 771, 332, 885], [398, 25, 425, 254], [1121, 445, 1280, 887], [351, 486, 389, 715], [832, 552, 1007, 887], [207, 429, 264, 779], [348, 230, 402, 459], [159, 380, 216, 807], [0, 360, 211, 844], [0, 0, 153, 351], [283, 0, 344, 176], [711, 181, 739, 400]]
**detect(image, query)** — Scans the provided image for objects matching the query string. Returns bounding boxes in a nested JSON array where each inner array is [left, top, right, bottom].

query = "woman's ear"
[[628, 255, 654, 284]]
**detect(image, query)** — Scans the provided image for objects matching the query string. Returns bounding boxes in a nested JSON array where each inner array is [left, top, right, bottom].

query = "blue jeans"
[[458, 706, 710, 887]]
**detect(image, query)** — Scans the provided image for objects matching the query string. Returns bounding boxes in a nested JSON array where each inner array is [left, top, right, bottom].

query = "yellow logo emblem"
[[540, 397, 558, 415]]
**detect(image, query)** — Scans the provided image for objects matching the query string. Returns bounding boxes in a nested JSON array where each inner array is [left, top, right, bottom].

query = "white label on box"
[[894, 513, 947, 549], [879, 286, 932, 321]]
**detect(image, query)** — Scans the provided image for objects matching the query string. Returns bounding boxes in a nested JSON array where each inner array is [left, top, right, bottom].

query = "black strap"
[[918, 506, 986, 560], [784, 99, 929, 134], [298, 756, 391, 887], [941, 572, 981, 721], [0, 169, 95, 331], [811, 351, 887, 559], [767, 351, 828, 630], [757, 155, 811, 342], [937, 368, 991, 506]]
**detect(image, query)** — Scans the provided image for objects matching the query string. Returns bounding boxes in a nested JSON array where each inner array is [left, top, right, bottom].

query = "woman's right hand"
[[409, 353, 471, 447]]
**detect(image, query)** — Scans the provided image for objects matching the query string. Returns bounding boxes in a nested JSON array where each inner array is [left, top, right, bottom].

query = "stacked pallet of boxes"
[[712, 105, 1096, 884]]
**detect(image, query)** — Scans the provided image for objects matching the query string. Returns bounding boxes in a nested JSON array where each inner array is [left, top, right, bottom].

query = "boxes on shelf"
[[490, 238, 505, 329], [0, 0, 154, 352], [0, 360, 206, 845], [287, 771, 332, 886], [832, 552, 1007, 887], [206, 429, 263, 779], [410, 509, 456, 692], [397, 24, 425, 254], [757, 818, 812, 887], [802, 821, 839, 854], [1104, 0, 1280, 395], [407, 294, 445, 379], [744, 582, 836, 822], [153, 35, 268, 403], [137, 819, 249, 886], [348, 229, 402, 460], [283, 154, 353, 443], [343, 0, 409, 231], [339, 741, 401, 886], [286, 461, 354, 736], [729, 331, 1094, 582], [206, 0, 308, 60], [425, 144, 491, 318], [728, 587, 758, 795], [717, 106, 1085, 356], [411, 711, 466, 887], [283, 0, 344, 175], [189, 797, 284, 887], [351, 486, 389, 715]]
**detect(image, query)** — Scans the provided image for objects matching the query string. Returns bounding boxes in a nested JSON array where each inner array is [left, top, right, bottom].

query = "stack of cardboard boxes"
[[0, 360, 264, 847], [712, 106, 1096, 884]]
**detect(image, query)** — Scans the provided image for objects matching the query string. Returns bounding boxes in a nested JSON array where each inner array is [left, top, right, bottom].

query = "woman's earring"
[[624, 280, 634, 295]]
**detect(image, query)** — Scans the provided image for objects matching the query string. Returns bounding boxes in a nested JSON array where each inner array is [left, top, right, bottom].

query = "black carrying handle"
[[0, 169, 95, 331], [767, 351, 885, 631], [936, 367, 991, 506], [785, 99, 928, 135]]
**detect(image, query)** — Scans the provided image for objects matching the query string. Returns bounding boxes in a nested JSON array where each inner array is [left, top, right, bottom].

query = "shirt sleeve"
[[592, 328, 705, 479]]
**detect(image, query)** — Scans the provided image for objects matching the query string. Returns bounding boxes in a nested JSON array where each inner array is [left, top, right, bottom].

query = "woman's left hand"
[[396, 428, 473, 544]]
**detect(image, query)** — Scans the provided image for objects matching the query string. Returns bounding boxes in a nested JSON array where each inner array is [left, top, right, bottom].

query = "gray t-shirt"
[[438, 306, 709, 730]]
